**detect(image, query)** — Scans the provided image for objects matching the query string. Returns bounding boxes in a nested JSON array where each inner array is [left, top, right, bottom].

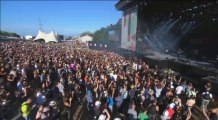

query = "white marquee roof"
[[33, 30, 59, 43]]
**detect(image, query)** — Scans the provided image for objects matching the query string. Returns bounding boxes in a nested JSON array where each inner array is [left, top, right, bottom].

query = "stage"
[[145, 51, 216, 72]]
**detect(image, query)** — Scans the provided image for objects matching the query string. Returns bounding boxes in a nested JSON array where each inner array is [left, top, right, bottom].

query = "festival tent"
[[33, 30, 59, 43]]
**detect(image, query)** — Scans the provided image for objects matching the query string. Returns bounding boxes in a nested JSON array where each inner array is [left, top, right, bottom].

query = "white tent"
[[25, 35, 33, 40], [33, 30, 59, 43]]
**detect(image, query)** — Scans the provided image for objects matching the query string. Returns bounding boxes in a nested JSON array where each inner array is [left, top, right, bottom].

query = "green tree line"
[[80, 18, 121, 41], [0, 30, 20, 37]]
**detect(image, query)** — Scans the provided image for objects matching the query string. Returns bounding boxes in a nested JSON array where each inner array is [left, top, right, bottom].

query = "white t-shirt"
[[138, 65, 141, 70], [113, 74, 117, 81], [155, 87, 162, 98], [57, 83, 64, 95], [175, 86, 183, 95]]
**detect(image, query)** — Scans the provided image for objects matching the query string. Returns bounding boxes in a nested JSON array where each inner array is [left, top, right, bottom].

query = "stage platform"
[[146, 51, 216, 72], [142, 53, 215, 78]]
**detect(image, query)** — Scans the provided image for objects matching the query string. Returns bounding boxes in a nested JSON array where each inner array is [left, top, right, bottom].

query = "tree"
[[92, 18, 121, 41], [80, 31, 93, 37], [0, 30, 20, 37], [93, 27, 108, 41]]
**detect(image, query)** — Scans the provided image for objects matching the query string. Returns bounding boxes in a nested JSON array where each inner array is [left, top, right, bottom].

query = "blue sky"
[[0, 1, 121, 36]]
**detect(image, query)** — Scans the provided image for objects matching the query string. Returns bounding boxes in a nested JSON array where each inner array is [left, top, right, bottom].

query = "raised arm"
[[112, 87, 115, 98], [102, 109, 111, 120]]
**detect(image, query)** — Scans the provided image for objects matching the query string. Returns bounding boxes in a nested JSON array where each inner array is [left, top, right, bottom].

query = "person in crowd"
[[186, 95, 196, 109], [207, 101, 218, 120], [129, 84, 136, 100], [97, 102, 111, 120], [187, 87, 197, 98], [57, 78, 65, 97], [173, 104, 183, 120], [94, 100, 101, 119], [173, 95, 182, 107], [107, 89, 115, 112], [40, 106, 50, 120], [138, 108, 150, 120], [201, 88, 213, 111], [128, 102, 137, 120], [161, 103, 175, 120], [85, 89, 94, 112], [154, 83, 162, 99], [115, 93, 123, 112], [35, 105, 44, 120], [185, 95, 196, 118], [17, 78, 24, 97], [205, 82, 212, 91], [175, 83, 183, 96], [21, 98, 32, 120], [49, 100, 61, 119], [0, 41, 217, 120], [148, 100, 159, 120], [51, 82, 60, 100], [36, 88, 46, 105], [63, 93, 73, 120]]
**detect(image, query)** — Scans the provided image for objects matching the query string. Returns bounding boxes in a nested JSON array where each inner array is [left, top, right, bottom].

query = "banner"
[[121, 6, 138, 51]]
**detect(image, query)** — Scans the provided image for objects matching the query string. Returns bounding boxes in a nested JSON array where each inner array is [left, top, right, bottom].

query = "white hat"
[[95, 101, 101, 106], [98, 114, 106, 120], [49, 100, 56, 106], [168, 103, 175, 109]]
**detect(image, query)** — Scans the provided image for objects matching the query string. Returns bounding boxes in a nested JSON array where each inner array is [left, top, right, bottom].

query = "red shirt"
[[167, 108, 174, 119]]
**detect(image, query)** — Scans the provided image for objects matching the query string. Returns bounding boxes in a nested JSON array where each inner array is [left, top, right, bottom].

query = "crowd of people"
[[0, 40, 217, 120]]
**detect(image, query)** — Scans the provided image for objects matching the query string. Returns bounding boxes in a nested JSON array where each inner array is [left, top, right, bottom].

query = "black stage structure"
[[116, 0, 218, 60], [88, 0, 218, 94]]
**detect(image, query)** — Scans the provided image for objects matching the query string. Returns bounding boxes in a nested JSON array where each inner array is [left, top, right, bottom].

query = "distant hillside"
[[0, 30, 20, 37]]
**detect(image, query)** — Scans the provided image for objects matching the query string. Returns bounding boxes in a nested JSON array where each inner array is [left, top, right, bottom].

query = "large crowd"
[[0, 41, 217, 120]]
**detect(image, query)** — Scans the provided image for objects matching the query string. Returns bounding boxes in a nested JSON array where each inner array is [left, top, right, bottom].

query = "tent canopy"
[[34, 30, 59, 43]]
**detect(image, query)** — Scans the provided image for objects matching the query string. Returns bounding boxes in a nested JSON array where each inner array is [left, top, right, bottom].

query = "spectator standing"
[[148, 100, 159, 120], [63, 93, 73, 120], [21, 98, 32, 120], [138, 108, 150, 120], [128, 103, 137, 120], [201, 90, 213, 111]]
